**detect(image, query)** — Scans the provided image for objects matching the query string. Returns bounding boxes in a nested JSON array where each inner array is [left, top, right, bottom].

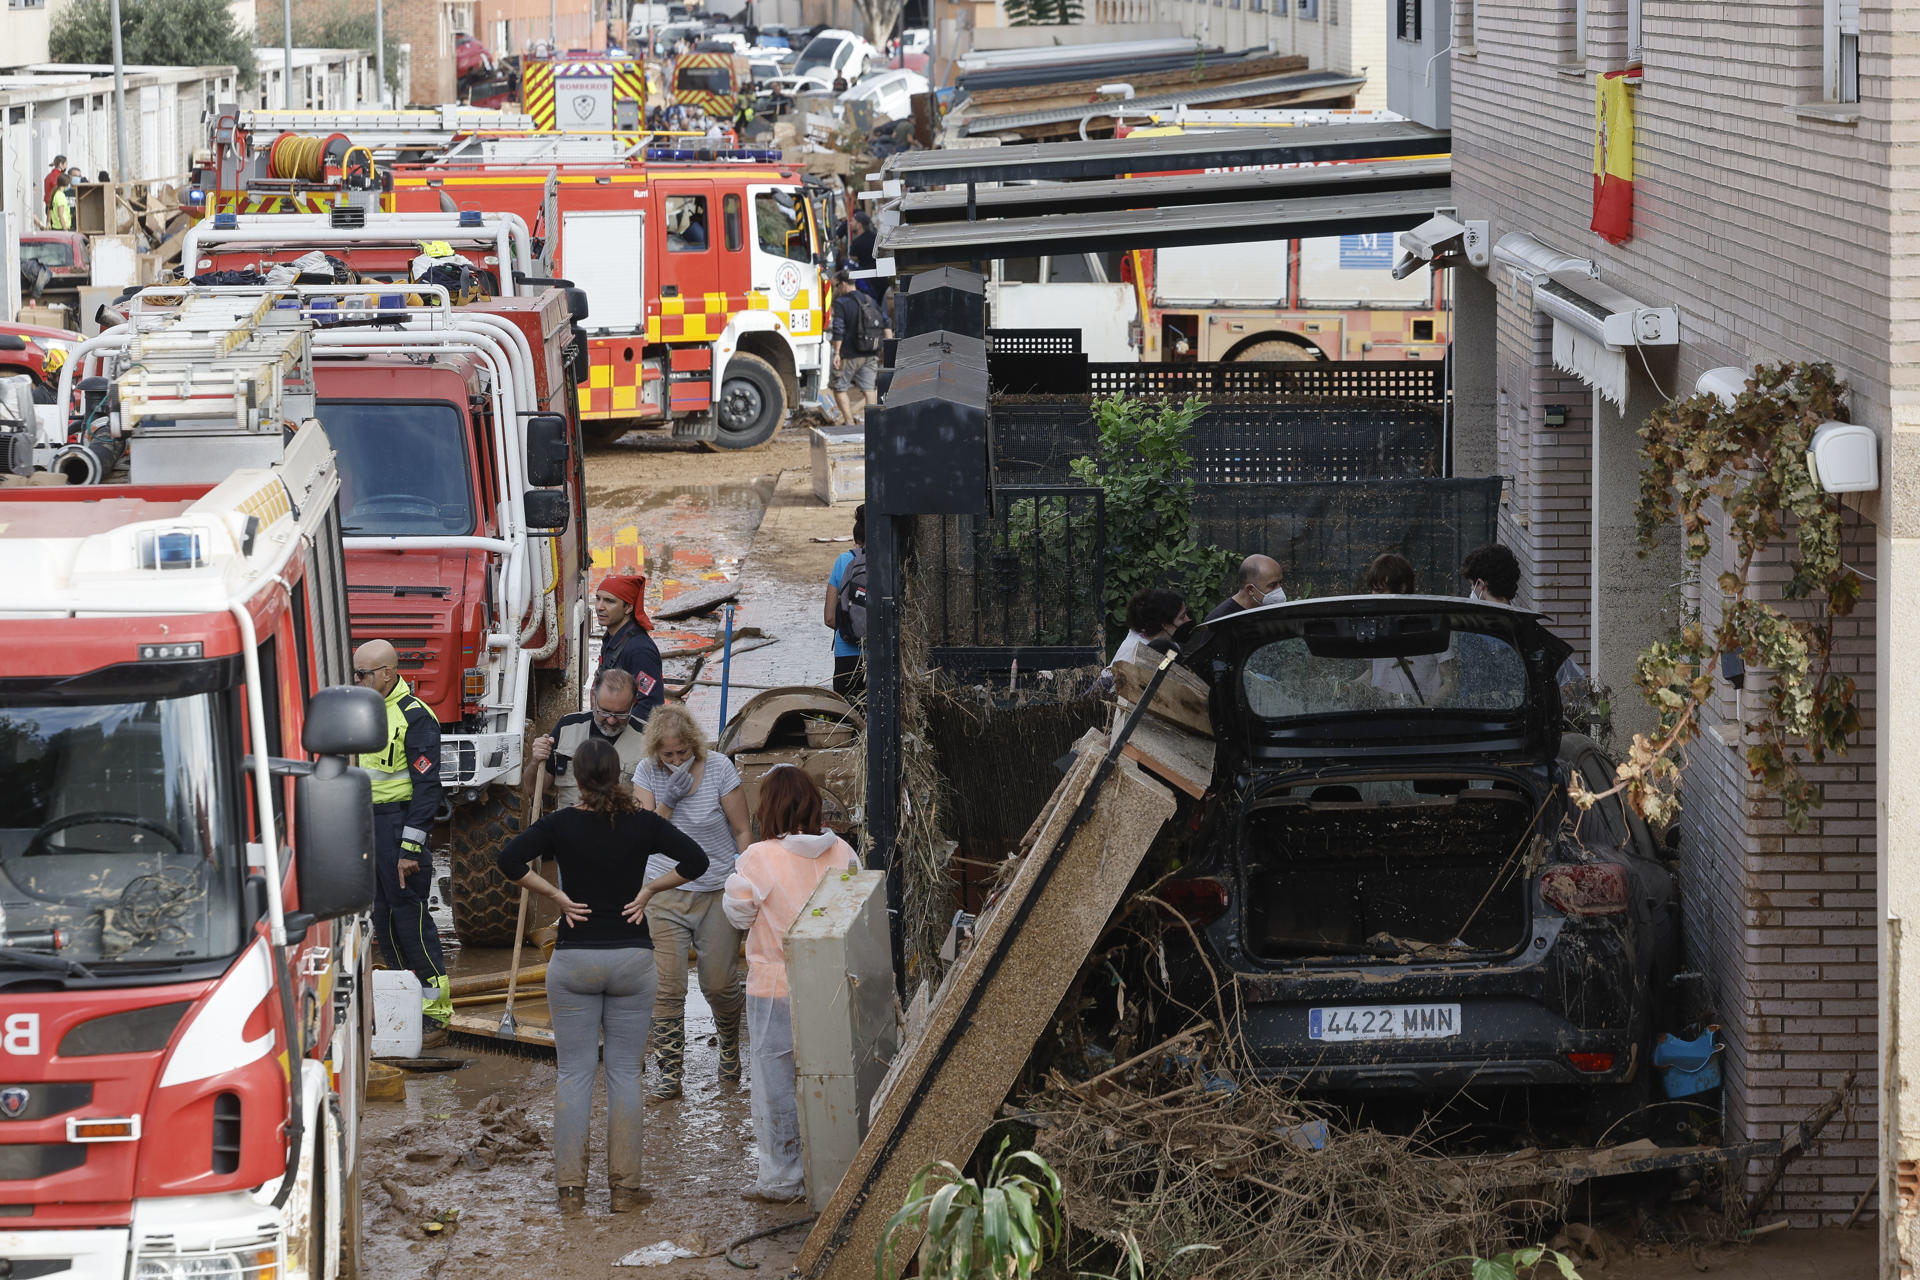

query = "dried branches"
[[1023, 1045, 1559, 1280]]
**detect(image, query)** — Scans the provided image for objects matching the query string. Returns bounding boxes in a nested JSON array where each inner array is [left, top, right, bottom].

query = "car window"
[[666, 194, 710, 253], [20, 242, 75, 270], [754, 191, 810, 263], [1240, 625, 1527, 717]]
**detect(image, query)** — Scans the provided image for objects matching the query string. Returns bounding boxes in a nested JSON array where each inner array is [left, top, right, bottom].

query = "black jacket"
[[497, 807, 709, 949]]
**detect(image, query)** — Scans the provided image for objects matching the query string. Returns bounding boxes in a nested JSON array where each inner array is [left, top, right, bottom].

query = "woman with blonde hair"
[[496, 737, 709, 1216], [631, 702, 752, 1100], [723, 765, 859, 1202]]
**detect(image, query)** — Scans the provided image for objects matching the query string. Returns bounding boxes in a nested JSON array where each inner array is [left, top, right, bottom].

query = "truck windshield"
[[0, 692, 244, 969], [677, 66, 734, 92], [319, 400, 478, 536], [755, 190, 811, 263]]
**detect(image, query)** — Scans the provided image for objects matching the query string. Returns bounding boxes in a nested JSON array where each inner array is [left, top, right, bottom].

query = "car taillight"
[[1567, 1051, 1616, 1073], [1158, 878, 1229, 928], [1539, 864, 1630, 917]]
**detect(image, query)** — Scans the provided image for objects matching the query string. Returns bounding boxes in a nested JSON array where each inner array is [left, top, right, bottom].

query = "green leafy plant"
[[876, 1139, 1064, 1280], [1570, 361, 1862, 831], [1069, 395, 1235, 648], [1414, 1245, 1584, 1280], [51, 0, 257, 86]]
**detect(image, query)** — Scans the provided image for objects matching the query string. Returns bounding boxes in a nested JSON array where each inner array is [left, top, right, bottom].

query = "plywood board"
[[1113, 656, 1214, 739], [795, 733, 1174, 1280], [1113, 712, 1215, 799]]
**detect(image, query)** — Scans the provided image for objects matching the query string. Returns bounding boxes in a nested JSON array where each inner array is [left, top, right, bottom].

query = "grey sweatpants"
[[547, 947, 658, 1191], [747, 994, 804, 1198]]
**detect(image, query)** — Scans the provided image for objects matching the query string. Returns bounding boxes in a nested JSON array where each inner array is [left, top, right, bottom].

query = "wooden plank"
[[1115, 713, 1214, 799], [797, 745, 1175, 1280], [1112, 656, 1214, 739], [653, 577, 740, 620]]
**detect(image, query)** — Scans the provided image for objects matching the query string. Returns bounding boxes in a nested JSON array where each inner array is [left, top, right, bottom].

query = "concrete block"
[[796, 730, 1175, 1280]]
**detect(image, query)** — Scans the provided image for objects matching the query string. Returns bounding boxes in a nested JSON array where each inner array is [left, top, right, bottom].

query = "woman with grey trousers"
[[497, 736, 709, 1216]]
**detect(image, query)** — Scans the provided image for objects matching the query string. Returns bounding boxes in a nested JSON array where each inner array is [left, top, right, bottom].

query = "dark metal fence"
[[916, 485, 1106, 673], [1192, 477, 1505, 600], [993, 396, 1445, 484], [1085, 361, 1446, 401], [985, 328, 1083, 356]]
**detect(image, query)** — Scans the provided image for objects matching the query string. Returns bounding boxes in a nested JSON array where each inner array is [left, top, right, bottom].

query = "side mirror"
[[566, 287, 590, 323], [292, 756, 376, 924], [568, 339, 589, 387], [525, 489, 570, 536], [526, 412, 570, 487], [302, 685, 387, 756]]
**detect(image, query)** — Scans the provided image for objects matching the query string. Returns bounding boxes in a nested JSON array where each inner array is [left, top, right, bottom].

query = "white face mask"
[[1261, 586, 1288, 606]]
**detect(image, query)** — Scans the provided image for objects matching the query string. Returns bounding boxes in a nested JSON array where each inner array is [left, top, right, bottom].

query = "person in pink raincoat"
[[722, 765, 859, 1201]]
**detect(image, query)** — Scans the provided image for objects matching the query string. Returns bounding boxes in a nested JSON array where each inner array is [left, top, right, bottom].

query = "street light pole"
[[108, 0, 128, 181], [283, 0, 294, 108], [375, 0, 387, 107]]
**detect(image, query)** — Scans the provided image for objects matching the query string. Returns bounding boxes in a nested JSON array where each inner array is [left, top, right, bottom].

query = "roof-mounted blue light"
[[212, 212, 238, 229], [458, 209, 484, 227]]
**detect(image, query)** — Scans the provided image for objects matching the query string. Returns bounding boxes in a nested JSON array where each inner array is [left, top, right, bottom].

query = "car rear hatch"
[[1191, 596, 1572, 965]]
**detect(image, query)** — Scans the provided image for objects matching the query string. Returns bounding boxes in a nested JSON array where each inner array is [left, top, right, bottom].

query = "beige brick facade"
[[1444, 0, 1901, 1235]]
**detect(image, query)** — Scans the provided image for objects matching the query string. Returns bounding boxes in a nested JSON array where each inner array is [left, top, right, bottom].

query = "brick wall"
[[1449, 0, 1889, 1224]]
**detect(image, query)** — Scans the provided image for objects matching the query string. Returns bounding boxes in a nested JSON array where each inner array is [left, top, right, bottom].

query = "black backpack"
[[850, 292, 886, 355], [835, 548, 868, 645]]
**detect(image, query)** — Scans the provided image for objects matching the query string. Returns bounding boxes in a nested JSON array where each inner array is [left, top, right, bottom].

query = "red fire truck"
[[79, 227, 591, 946], [188, 112, 828, 449], [0, 290, 381, 1278]]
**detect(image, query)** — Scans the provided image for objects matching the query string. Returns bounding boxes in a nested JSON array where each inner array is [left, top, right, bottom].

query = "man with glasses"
[[526, 669, 647, 812], [352, 639, 453, 1044]]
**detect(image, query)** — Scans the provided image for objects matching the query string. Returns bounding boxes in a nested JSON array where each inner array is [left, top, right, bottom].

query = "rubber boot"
[[716, 1009, 742, 1085], [649, 1016, 684, 1101], [557, 1187, 586, 1218]]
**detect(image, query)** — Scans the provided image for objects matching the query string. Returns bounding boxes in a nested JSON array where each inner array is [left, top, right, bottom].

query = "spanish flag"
[[1591, 70, 1634, 245]]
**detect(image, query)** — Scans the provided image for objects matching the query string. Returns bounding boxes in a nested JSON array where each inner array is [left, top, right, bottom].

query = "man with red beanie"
[[596, 574, 665, 720]]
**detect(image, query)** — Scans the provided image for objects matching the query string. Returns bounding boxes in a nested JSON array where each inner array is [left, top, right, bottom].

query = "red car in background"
[[456, 31, 495, 82], [20, 231, 89, 290]]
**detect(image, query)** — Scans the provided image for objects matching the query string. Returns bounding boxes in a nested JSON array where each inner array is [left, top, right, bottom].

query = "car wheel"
[[707, 351, 786, 450]]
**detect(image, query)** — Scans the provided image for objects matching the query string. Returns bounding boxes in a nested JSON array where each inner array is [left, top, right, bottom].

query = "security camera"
[[1391, 251, 1426, 281], [1397, 213, 1468, 262]]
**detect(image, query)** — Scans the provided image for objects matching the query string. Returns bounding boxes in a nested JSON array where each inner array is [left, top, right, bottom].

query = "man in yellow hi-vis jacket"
[[354, 639, 453, 1041]]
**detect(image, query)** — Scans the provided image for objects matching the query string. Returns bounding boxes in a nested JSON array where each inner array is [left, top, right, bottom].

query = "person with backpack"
[[824, 504, 866, 701], [828, 270, 887, 425]]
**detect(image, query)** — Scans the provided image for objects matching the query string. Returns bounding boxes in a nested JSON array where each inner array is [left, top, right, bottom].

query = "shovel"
[[498, 766, 547, 1042]]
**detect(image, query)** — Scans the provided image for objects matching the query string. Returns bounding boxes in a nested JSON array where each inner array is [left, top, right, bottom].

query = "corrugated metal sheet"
[[962, 70, 1367, 136]]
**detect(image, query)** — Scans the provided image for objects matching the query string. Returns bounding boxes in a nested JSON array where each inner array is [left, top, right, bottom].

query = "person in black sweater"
[[497, 737, 709, 1217]]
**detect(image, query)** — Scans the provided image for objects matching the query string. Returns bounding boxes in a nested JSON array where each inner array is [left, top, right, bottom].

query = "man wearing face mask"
[[1457, 542, 1586, 695], [526, 669, 648, 812], [1206, 554, 1287, 622]]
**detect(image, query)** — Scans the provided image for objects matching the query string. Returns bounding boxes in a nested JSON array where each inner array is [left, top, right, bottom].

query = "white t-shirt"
[[632, 753, 743, 893]]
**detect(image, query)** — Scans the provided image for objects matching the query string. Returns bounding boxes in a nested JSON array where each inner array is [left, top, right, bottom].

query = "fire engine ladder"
[[116, 292, 315, 434], [434, 133, 653, 165], [238, 106, 540, 148]]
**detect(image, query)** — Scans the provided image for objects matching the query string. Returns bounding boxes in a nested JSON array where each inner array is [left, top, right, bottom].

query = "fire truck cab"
[[392, 147, 827, 448], [71, 241, 591, 946], [0, 291, 380, 1279]]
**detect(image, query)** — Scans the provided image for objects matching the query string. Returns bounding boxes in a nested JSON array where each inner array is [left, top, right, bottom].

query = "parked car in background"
[[1166, 595, 1679, 1137], [791, 29, 878, 88], [899, 27, 930, 54], [839, 68, 928, 123], [455, 31, 495, 81], [20, 231, 88, 289]]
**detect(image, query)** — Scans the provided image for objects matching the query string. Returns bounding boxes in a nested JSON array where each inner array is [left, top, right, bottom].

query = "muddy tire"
[[1230, 338, 1322, 362], [707, 352, 786, 451], [583, 419, 635, 447], [446, 785, 533, 946]]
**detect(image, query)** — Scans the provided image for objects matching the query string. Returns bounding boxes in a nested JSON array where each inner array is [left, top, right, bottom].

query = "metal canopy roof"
[[880, 120, 1450, 190], [876, 185, 1453, 267], [960, 70, 1365, 137], [893, 156, 1451, 223]]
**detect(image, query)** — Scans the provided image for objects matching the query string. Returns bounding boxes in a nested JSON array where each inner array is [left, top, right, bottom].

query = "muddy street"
[[373, 429, 847, 1280]]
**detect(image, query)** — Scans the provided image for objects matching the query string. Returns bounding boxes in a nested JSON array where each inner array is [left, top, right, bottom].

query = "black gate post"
[[864, 509, 906, 988]]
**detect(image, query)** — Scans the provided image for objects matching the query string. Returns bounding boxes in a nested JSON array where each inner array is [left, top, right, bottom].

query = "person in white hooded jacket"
[[721, 765, 859, 1202]]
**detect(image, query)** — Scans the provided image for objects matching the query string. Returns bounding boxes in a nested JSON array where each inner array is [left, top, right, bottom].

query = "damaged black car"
[[1164, 595, 1679, 1128]]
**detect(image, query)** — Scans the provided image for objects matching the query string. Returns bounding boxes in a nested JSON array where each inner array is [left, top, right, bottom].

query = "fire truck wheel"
[[446, 787, 531, 947], [708, 353, 787, 450], [1229, 338, 1323, 362]]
